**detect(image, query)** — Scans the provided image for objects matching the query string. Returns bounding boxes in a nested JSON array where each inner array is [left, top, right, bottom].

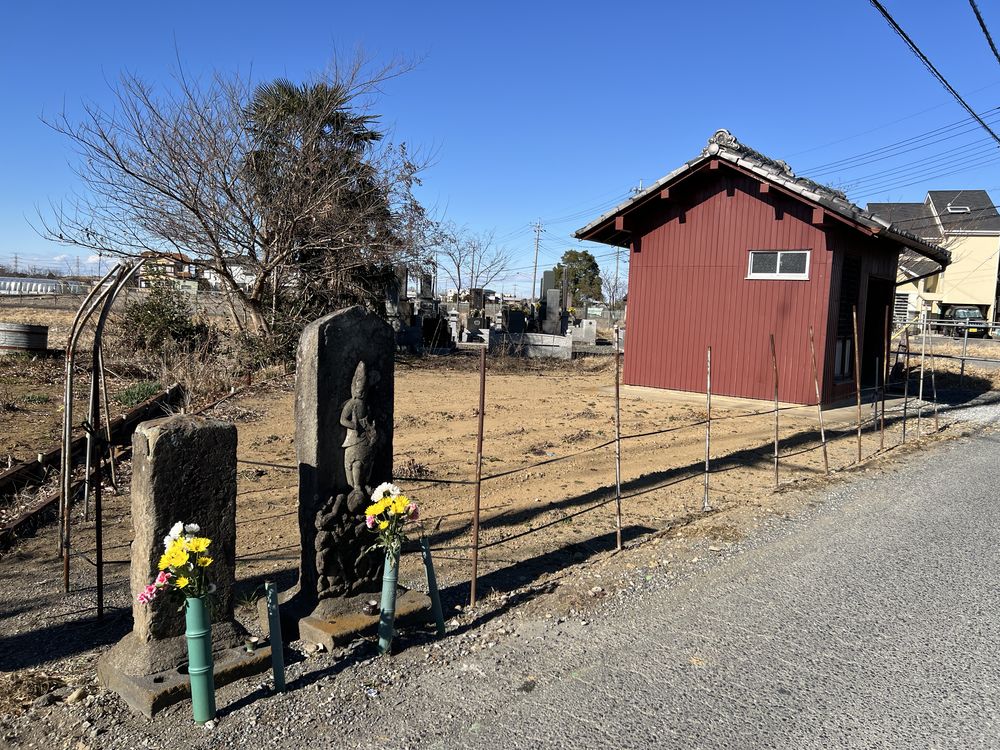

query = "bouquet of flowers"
[[364, 482, 419, 562], [137, 521, 214, 604]]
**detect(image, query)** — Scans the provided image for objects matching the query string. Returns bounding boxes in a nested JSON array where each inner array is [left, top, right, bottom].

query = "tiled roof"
[[575, 130, 952, 268], [866, 202, 942, 240], [926, 190, 1000, 233]]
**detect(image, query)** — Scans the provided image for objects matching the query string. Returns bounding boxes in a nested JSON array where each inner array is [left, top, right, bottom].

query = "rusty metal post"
[[881, 306, 889, 451], [769, 334, 779, 489], [613, 326, 623, 548], [98, 346, 117, 490], [902, 328, 911, 443], [808, 326, 829, 475], [61, 271, 118, 591], [960, 326, 969, 388], [702, 346, 712, 512], [469, 346, 486, 607], [852, 305, 862, 463]]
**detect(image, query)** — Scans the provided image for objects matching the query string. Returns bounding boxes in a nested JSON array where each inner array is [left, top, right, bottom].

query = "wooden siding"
[[623, 172, 836, 404]]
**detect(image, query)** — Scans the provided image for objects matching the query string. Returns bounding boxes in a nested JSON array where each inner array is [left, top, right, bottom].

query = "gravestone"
[[543, 288, 563, 335], [287, 306, 429, 648], [540, 269, 556, 300], [98, 415, 269, 716]]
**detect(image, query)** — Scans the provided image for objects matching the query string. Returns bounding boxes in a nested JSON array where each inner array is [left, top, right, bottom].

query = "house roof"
[[865, 202, 942, 241], [574, 129, 951, 268], [926, 190, 1000, 234], [897, 248, 942, 279]]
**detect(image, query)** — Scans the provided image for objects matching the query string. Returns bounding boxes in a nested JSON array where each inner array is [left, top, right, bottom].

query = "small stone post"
[[99, 415, 267, 717]]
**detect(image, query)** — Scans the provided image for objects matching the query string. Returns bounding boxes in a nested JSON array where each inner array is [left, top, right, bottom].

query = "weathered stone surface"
[[98, 641, 271, 718], [98, 414, 264, 706], [295, 306, 395, 612], [298, 589, 431, 651], [129, 415, 238, 643]]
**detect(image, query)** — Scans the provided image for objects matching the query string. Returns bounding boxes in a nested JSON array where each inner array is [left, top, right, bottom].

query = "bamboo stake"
[[808, 326, 829, 475], [852, 305, 862, 464], [902, 328, 911, 443], [613, 326, 623, 548], [470, 346, 486, 607], [702, 346, 712, 512], [927, 337, 941, 432], [881, 306, 889, 451], [960, 327, 969, 388], [769, 334, 779, 489], [917, 311, 928, 436]]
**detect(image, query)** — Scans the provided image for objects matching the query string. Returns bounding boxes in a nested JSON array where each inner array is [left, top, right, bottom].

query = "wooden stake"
[[703, 346, 712, 511], [808, 326, 829, 475], [469, 346, 486, 607], [614, 326, 623, 548], [881, 306, 889, 451], [902, 328, 911, 443], [852, 305, 862, 463], [769, 334, 779, 489], [927, 336, 941, 433], [917, 312, 928, 436]]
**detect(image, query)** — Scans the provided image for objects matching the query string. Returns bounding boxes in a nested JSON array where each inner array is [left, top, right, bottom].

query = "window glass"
[[751, 252, 778, 274], [779, 252, 807, 274]]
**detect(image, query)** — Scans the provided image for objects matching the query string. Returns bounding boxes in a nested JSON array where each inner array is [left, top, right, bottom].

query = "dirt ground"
[[2, 338, 998, 747]]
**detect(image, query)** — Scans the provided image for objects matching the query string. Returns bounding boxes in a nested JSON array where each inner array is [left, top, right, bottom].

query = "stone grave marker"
[[285, 305, 428, 649], [98, 415, 269, 717]]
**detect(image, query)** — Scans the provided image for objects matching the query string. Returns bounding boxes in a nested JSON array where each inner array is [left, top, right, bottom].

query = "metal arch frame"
[[60, 259, 144, 611]]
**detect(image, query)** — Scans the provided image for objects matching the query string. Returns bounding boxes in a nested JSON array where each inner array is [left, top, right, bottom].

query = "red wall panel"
[[623, 171, 835, 404]]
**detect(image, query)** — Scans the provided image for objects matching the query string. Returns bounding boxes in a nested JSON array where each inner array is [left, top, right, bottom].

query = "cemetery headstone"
[[98, 415, 269, 716], [287, 305, 428, 648]]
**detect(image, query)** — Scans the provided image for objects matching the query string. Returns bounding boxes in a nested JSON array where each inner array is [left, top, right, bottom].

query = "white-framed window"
[[747, 250, 810, 280]]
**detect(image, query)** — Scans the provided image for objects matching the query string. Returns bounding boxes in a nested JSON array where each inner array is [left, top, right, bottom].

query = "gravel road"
[[6, 400, 1000, 749]]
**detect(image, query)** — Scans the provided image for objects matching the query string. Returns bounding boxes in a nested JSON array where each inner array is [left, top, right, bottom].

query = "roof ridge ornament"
[[705, 129, 739, 155]]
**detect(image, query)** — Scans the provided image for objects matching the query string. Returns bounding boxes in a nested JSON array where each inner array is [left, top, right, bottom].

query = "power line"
[[869, 0, 1000, 147], [969, 0, 1000, 66]]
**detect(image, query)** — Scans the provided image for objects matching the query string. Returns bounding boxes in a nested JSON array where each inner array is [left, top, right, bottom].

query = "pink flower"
[[365, 515, 376, 529], [155, 571, 172, 586], [137, 585, 158, 605], [408, 503, 419, 521]]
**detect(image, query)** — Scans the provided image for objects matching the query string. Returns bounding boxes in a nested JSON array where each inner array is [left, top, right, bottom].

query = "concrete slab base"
[[298, 589, 432, 652], [97, 642, 272, 718]]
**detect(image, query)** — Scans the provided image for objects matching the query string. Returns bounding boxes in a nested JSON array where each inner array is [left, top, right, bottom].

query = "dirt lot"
[[2, 338, 999, 747]]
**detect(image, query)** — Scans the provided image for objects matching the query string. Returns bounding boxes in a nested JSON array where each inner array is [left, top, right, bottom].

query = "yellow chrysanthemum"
[[157, 552, 172, 571], [196, 556, 212, 568], [364, 502, 384, 516], [176, 576, 190, 589], [187, 537, 211, 554], [378, 520, 389, 530]]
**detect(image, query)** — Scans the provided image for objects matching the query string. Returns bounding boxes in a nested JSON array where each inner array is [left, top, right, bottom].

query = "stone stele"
[[98, 414, 269, 716]]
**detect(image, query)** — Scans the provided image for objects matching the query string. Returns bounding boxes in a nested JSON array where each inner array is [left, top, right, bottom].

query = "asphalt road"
[[395, 412, 1000, 749]]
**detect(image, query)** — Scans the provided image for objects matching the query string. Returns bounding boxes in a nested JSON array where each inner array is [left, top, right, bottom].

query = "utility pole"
[[12, 253, 18, 273], [530, 220, 542, 304]]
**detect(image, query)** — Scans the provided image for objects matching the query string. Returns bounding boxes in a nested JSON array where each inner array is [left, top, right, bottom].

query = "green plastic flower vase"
[[377, 549, 400, 655], [184, 596, 217, 723]]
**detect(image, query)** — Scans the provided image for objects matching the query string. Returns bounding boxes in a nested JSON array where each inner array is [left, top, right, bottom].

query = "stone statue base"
[[261, 587, 431, 652], [97, 623, 270, 717]]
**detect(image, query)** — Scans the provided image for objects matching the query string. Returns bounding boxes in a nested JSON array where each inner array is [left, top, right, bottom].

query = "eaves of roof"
[[575, 130, 951, 269]]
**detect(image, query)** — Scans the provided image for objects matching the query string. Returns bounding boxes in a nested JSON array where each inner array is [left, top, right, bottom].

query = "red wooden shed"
[[575, 130, 951, 405]]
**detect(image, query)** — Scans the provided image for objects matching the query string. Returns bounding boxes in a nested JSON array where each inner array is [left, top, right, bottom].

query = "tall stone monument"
[[288, 305, 427, 648], [98, 415, 269, 716]]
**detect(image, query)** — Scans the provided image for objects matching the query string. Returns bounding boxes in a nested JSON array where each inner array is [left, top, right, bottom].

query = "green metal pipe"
[[184, 596, 216, 724], [264, 581, 286, 692], [420, 538, 446, 637], [378, 550, 400, 655]]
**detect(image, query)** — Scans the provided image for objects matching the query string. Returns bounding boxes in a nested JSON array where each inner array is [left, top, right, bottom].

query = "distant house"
[[201, 258, 259, 292], [868, 191, 1000, 322], [138, 251, 199, 292], [574, 130, 950, 405]]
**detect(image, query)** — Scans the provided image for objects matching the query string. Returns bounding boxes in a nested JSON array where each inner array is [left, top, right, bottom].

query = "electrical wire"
[[969, 0, 1000, 66], [869, 0, 1000, 147]]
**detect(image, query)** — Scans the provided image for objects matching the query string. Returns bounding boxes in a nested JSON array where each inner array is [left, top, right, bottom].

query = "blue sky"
[[2, 1, 999, 291]]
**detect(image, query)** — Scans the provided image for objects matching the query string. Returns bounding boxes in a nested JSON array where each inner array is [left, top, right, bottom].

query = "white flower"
[[371, 482, 402, 501], [184, 523, 200, 534], [163, 521, 184, 549]]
